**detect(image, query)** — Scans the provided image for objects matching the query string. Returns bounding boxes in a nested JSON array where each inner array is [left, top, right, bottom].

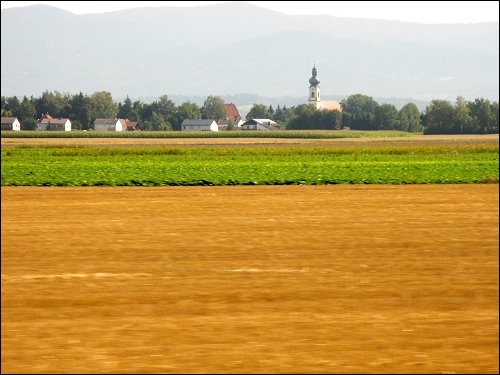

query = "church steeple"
[[308, 65, 321, 108], [309, 65, 320, 87]]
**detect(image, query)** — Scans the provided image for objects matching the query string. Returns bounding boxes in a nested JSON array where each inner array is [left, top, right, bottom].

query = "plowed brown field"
[[1, 185, 498, 374], [1, 133, 498, 148]]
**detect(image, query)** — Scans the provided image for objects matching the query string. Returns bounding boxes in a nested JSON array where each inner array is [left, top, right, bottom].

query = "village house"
[[217, 103, 245, 130], [1, 117, 21, 131], [241, 118, 279, 130], [124, 119, 140, 131], [37, 113, 71, 131], [94, 118, 127, 131], [181, 119, 219, 132]]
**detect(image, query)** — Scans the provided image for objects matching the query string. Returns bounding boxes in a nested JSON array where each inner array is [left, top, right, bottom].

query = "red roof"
[[319, 100, 342, 112], [224, 103, 242, 121], [124, 119, 139, 129], [1, 117, 18, 124]]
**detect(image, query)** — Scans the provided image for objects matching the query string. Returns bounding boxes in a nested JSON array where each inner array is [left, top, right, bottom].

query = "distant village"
[[1, 104, 279, 133], [1, 66, 341, 133], [1, 66, 498, 134]]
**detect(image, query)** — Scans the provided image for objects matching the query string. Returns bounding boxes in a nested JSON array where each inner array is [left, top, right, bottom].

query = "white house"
[[37, 114, 71, 131], [181, 119, 219, 131], [241, 119, 279, 130], [1, 117, 21, 131], [94, 118, 127, 131]]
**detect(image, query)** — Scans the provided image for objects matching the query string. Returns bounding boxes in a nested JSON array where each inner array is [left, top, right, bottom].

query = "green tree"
[[399, 103, 422, 132], [89, 91, 117, 119], [374, 104, 399, 130], [173, 101, 201, 131], [35, 91, 67, 118], [3, 96, 20, 116], [202, 95, 226, 121], [320, 109, 343, 130], [150, 111, 171, 131], [453, 97, 475, 134], [423, 99, 455, 134], [151, 95, 176, 124], [15, 96, 37, 122], [21, 118, 37, 130], [117, 96, 133, 119], [1, 108, 13, 117], [246, 104, 271, 119], [489, 101, 499, 133], [130, 101, 144, 122], [280, 105, 295, 127], [226, 120, 235, 131], [293, 104, 316, 117], [340, 94, 379, 130], [288, 105, 317, 130], [69, 92, 92, 130], [468, 98, 494, 133], [272, 105, 295, 128]]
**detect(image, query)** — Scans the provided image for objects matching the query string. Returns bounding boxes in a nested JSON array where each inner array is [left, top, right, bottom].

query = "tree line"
[[1, 91, 498, 134], [0, 91, 228, 131], [252, 94, 498, 134]]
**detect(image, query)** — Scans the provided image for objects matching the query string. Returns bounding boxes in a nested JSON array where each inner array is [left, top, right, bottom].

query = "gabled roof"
[[1, 117, 18, 124], [242, 118, 279, 129], [181, 119, 216, 126], [124, 119, 138, 127], [224, 103, 242, 120], [38, 118, 70, 125], [251, 119, 278, 126], [94, 118, 126, 126], [319, 100, 342, 111]]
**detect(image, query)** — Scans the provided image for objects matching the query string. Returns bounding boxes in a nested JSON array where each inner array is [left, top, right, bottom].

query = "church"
[[308, 65, 342, 111]]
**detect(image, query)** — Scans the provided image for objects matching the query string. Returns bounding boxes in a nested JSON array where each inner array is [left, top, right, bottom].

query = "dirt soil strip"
[[1, 185, 498, 374], [1, 134, 498, 148]]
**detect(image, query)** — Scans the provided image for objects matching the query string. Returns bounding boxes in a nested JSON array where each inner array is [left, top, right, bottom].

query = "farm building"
[[37, 113, 71, 131], [1, 117, 21, 131], [181, 119, 218, 132], [241, 119, 279, 130], [217, 103, 245, 130], [94, 118, 127, 131], [124, 119, 140, 131]]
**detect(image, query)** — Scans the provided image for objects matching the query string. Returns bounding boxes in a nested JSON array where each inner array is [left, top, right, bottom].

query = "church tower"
[[308, 65, 321, 109]]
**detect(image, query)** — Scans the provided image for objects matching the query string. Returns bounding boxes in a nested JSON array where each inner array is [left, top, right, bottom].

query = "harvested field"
[[1, 133, 498, 148], [1, 185, 498, 374]]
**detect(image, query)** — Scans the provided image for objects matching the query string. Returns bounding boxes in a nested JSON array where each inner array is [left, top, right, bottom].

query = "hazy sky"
[[1, 1, 499, 23]]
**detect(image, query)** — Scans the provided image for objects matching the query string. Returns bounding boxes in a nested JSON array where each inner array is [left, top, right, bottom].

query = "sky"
[[1, 0, 499, 23]]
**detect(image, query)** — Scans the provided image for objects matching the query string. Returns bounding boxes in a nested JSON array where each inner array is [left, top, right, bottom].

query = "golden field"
[[1, 184, 498, 373]]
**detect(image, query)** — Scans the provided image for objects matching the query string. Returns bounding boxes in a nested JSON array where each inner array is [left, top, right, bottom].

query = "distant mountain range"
[[1, 2, 498, 109]]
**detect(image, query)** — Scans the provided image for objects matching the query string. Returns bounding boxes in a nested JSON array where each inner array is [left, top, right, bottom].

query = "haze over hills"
[[1, 2, 498, 108]]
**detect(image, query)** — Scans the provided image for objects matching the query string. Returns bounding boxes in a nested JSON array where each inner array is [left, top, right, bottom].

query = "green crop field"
[[1, 144, 498, 186]]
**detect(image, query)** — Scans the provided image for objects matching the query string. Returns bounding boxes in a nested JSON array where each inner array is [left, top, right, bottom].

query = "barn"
[[1, 117, 21, 131], [241, 119, 279, 130], [181, 119, 219, 131], [94, 118, 127, 131]]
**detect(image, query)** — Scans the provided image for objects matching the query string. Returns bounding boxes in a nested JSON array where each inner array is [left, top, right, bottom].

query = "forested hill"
[[1, 3, 498, 101]]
